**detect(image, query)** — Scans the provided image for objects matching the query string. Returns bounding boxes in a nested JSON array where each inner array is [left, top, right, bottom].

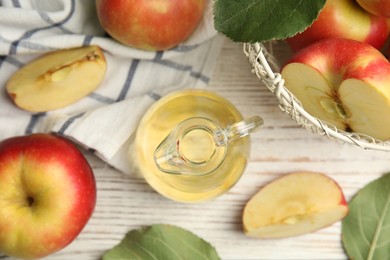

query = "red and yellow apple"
[[95, 0, 206, 51], [281, 38, 390, 140], [243, 172, 348, 238], [0, 134, 96, 259], [286, 0, 389, 52], [356, 0, 390, 17]]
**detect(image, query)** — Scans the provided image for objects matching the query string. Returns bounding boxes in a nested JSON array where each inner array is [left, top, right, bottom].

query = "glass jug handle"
[[214, 116, 264, 146]]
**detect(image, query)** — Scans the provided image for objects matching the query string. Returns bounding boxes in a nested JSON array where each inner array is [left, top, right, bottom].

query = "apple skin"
[[281, 38, 390, 140], [356, 0, 390, 17], [95, 0, 206, 51], [286, 0, 389, 52], [0, 134, 96, 259]]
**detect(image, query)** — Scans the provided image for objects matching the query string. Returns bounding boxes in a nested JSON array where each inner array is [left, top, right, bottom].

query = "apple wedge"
[[243, 172, 348, 239], [281, 38, 390, 141], [6, 45, 107, 112]]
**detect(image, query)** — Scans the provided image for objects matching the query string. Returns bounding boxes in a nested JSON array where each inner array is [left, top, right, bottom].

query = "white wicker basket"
[[244, 42, 390, 151]]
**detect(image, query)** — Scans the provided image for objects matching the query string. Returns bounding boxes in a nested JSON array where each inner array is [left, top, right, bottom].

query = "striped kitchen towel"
[[0, 0, 224, 175]]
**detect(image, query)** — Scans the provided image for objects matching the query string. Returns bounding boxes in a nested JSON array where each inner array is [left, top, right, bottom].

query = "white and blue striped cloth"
[[0, 0, 224, 175]]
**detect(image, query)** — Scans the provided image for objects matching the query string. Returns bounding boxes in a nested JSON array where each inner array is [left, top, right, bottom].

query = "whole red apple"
[[356, 0, 390, 17], [0, 134, 96, 259], [286, 0, 389, 52], [96, 0, 206, 51]]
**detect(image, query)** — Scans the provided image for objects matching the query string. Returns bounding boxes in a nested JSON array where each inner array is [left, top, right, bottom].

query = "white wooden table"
[[12, 40, 390, 259]]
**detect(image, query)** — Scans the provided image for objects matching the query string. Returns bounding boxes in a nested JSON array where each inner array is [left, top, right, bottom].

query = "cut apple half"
[[6, 45, 107, 112], [281, 38, 390, 141], [243, 172, 348, 239]]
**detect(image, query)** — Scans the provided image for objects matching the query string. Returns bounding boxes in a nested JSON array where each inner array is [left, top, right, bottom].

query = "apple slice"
[[243, 172, 348, 239], [6, 45, 107, 112], [281, 38, 390, 141]]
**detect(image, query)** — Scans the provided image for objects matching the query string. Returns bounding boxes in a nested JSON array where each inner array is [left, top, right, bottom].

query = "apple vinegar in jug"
[[134, 89, 251, 202]]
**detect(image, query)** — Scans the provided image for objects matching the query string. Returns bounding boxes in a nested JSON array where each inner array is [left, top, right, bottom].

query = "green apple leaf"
[[213, 0, 326, 42], [102, 224, 221, 260], [342, 173, 390, 260]]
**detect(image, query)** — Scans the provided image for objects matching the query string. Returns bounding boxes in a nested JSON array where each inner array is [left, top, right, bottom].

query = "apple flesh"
[[286, 0, 389, 52], [95, 0, 206, 51], [243, 172, 348, 239], [0, 134, 96, 259], [356, 0, 390, 17], [281, 38, 390, 141], [6, 45, 107, 112]]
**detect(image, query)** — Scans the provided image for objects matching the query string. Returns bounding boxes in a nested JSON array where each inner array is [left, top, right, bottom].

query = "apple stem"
[[26, 196, 34, 207]]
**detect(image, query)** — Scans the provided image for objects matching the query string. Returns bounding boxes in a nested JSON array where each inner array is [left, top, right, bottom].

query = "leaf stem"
[[367, 188, 390, 260]]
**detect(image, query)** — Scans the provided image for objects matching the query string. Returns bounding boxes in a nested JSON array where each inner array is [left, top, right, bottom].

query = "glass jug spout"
[[154, 116, 263, 176]]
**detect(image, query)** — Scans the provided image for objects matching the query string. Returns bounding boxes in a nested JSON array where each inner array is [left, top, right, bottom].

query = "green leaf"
[[342, 173, 390, 260], [102, 224, 221, 260], [213, 0, 326, 42]]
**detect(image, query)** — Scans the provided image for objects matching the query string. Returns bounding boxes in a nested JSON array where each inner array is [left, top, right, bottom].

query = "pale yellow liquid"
[[180, 128, 216, 163], [134, 89, 250, 202]]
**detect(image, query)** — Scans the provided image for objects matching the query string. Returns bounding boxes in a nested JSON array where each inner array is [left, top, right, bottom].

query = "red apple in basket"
[[286, 0, 389, 52], [95, 0, 206, 51], [281, 38, 390, 141], [0, 134, 96, 259], [356, 0, 390, 17], [243, 172, 348, 238]]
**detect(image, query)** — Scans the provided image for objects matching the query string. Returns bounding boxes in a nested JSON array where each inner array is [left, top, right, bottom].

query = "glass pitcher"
[[133, 89, 262, 202]]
